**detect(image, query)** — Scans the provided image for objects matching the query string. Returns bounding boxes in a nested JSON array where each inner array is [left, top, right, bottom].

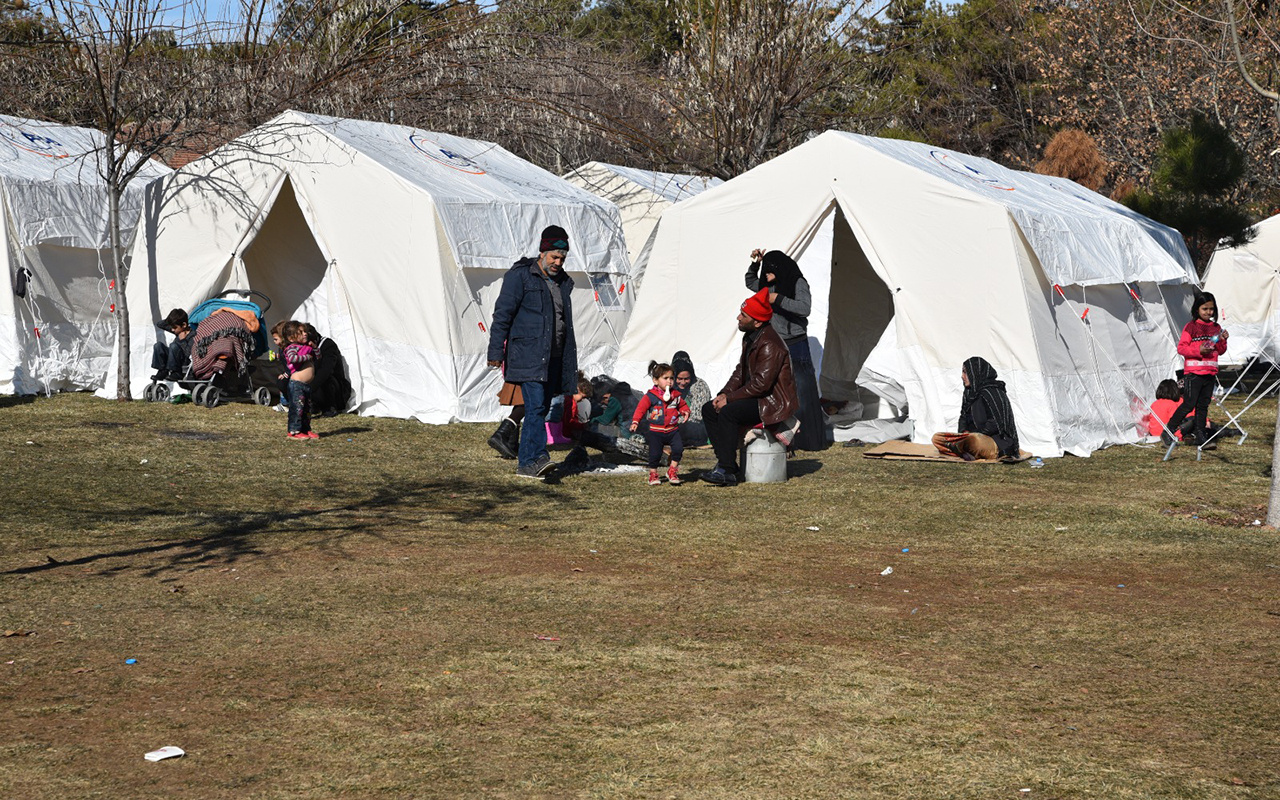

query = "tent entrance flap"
[[239, 177, 330, 327], [819, 206, 896, 417]]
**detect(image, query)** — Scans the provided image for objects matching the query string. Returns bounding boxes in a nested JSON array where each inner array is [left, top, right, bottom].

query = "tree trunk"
[[1269, 400, 1280, 527], [108, 171, 131, 401]]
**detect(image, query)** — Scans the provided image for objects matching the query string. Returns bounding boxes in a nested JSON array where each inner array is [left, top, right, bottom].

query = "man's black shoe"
[[702, 466, 738, 486]]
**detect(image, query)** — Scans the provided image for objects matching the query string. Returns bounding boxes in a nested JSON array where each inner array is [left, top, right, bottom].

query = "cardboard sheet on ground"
[[862, 441, 1032, 463]]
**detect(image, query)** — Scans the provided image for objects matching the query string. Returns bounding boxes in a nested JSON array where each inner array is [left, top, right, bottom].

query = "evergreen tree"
[[1119, 113, 1255, 274]]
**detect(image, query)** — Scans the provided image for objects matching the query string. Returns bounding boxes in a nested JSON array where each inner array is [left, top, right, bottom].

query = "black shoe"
[[488, 419, 519, 460], [702, 466, 738, 486], [1160, 430, 1176, 446], [1200, 435, 1217, 451]]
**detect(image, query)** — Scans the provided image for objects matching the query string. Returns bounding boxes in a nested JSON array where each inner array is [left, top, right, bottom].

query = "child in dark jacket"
[[631, 361, 690, 486], [1166, 292, 1228, 449]]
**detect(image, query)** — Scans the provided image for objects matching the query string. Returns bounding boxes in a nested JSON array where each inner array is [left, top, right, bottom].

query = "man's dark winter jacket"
[[487, 256, 577, 390], [720, 325, 799, 426]]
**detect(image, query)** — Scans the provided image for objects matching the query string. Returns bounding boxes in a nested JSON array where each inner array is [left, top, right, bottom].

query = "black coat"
[[486, 256, 577, 390], [311, 337, 352, 414]]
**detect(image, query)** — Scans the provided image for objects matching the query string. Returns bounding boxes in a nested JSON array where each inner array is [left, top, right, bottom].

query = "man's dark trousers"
[[702, 398, 762, 472]]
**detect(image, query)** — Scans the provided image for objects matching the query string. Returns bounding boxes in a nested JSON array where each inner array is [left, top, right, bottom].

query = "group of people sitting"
[[151, 306, 351, 438]]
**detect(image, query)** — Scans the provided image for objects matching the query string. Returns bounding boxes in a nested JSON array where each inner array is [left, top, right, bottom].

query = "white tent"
[[1, 115, 170, 394], [618, 131, 1198, 457], [106, 111, 633, 423], [1201, 214, 1280, 367], [563, 162, 721, 268]]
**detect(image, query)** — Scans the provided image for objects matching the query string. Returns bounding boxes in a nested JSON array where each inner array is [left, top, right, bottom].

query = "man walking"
[[488, 225, 577, 479], [701, 288, 799, 486]]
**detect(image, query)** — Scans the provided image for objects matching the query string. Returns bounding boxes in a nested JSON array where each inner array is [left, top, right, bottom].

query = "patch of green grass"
[[1, 393, 1278, 798]]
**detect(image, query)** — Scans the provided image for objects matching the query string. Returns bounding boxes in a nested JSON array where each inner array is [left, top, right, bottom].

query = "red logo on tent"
[[0, 127, 70, 159], [408, 134, 487, 175], [929, 150, 1015, 192]]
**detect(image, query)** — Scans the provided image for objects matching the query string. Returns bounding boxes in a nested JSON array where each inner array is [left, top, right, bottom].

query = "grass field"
[[2, 392, 1278, 799]]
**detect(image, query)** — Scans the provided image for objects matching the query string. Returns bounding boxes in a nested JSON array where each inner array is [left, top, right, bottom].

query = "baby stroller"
[[143, 289, 275, 408]]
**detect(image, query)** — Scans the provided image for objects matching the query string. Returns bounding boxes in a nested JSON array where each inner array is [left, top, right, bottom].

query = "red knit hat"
[[741, 288, 773, 322]]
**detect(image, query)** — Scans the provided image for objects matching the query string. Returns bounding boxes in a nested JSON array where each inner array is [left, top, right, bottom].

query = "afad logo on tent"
[[0, 126, 70, 159], [929, 150, 1014, 192], [408, 134, 486, 175]]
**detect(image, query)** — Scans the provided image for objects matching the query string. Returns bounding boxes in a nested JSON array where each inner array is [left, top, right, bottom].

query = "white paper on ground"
[[144, 746, 185, 762]]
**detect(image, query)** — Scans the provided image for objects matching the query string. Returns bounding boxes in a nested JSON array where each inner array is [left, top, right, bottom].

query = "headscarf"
[[761, 250, 803, 298], [961, 356, 1019, 456], [671, 350, 697, 385]]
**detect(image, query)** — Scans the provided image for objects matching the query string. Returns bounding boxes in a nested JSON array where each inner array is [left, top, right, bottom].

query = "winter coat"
[[720, 325, 799, 426], [1177, 319, 1227, 375], [487, 256, 578, 390]]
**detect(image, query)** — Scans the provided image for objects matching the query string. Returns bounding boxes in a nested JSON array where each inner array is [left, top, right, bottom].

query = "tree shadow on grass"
[[3, 476, 562, 580]]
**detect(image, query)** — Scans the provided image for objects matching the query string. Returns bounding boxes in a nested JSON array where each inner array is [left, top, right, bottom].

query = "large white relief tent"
[[105, 110, 632, 423], [1, 115, 170, 394], [563, 161, 721, 270], [617, 130, 1198, 457], [1201, 213, 1280, 367]]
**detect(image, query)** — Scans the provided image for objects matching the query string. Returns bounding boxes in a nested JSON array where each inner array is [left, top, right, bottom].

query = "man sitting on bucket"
[[701, 288, 800, 486]]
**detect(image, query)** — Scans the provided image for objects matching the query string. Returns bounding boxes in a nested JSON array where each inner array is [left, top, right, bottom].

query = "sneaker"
[[304, 431, 320, 440], [272, 403, 288, 413], [702, 466, 738, 487], [1200, 437, 1217, 451], [516, 456, 556, 479], [648, 470, 661, 486], [287, 432, 308, 440], [667, 465, 682, 485]]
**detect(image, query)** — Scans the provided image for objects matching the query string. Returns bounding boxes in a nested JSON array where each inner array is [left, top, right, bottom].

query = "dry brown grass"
[[1, 393, 1278, 798]]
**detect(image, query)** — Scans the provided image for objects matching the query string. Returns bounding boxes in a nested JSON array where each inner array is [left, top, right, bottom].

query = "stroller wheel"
[[154, 383, 171, 403], [204, 387, 222, 408], [254, 387, 273, 407], [192, 385, 208, 407], [143, 383, 157, 402]]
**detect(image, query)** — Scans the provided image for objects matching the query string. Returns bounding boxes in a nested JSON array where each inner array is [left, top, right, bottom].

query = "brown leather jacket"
[[720, 324, 799, 426]]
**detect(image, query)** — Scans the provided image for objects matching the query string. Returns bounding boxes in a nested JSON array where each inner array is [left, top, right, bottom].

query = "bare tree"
[[1, 0, 476, 398]]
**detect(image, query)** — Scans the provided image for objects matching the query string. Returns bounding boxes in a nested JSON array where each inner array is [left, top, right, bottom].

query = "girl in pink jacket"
[[1165, 292, 1228, 449]]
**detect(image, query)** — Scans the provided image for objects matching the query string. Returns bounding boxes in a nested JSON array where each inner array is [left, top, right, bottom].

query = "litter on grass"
[[144, 746, 184, 762], [880, 567, 893, 576], [806, 526, 820, 531], [534, 634, 560, 642]]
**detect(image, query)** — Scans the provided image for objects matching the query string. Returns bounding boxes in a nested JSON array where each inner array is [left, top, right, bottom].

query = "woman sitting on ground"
[[672, 350, 711, 447], [304, 323, 352, 417], [931, 356, 1020, 461]]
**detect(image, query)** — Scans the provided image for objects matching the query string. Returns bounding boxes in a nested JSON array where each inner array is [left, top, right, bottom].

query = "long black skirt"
[[788, 338, 827, 451]]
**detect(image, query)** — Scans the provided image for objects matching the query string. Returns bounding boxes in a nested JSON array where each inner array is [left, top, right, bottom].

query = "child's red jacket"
[[632, 386, 689, 434]]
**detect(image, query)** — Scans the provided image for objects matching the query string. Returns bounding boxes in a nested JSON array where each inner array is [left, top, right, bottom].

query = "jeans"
[[702, 397, 762, 472], [287, 379, 312, 434], [150, 340, 189, 378], [517, 358, 562, 467]]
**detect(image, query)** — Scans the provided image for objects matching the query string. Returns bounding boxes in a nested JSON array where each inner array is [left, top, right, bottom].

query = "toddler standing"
[[281, 320, 317, 440], [630, 360, 690, 486]]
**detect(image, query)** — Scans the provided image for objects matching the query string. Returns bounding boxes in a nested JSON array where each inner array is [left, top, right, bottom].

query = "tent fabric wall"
[[563, 162, 722, 271], [104, 111, 632, 423], [0, 115, 170, 394], [617, 131, 1197, 457], [1202, 214, 1280, 366]]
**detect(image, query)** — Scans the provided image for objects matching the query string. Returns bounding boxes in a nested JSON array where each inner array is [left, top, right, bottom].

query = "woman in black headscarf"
[[671, 350, 711, 446], [746, 248, 825, 450], [931, 356, 1020, 460]]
